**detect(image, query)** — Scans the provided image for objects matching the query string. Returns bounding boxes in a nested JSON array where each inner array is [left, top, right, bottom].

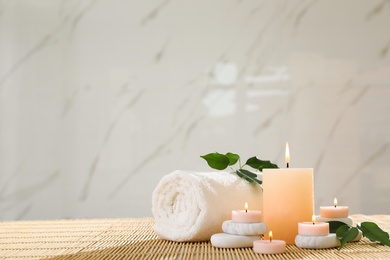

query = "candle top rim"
[[254, 240, 286, 244], [263, 168, 313, 171], [299, 221, 328, 225], [320, 205, 349, 208], [232, 209, 262, 212]]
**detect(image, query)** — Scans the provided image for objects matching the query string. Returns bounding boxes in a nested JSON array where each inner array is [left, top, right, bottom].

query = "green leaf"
[[235, 169, 262, 185], [225, 152, 239, 166], [245, 157, 278, 171], [336, 225, 359, 250], [328, 221, 348, 233], [200, 153, 230, 170], [358, 222, 390, 247]]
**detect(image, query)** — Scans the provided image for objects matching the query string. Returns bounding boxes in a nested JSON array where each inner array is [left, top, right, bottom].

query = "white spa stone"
[[295, 234, 339, 249], [353, 230, 363, 241], [313, 216, 362, 241], [211, 233, 259, 248], [315, 216, 353, 226], [222, 220, 267, 236]]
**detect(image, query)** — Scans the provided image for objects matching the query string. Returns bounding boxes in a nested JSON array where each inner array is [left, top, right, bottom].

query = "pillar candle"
[[263, 142, 314, 244]]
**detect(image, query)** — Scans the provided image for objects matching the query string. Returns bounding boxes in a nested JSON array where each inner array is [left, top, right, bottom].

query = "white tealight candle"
[[253, 231, 286, 254], [320, 198, 349, 218], [298, 215, 329, 236], [232, 202, 262, 223]]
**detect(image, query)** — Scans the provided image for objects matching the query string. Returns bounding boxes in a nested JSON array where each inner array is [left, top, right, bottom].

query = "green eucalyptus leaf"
[[336, 225, 350, 239], [358, 222, 390, 247], [236, 169, 262, 185], [336, 225, 359, 250], [200, 153, 230, 170], [225, 152, 240, 166], [328, 221, 348, 233], [245, 157, 279, 171]]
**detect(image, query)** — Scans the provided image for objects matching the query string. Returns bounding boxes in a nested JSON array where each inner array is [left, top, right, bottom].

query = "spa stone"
[[315, 216, 353, 226], [295, 234, 339, 249], [222, 220, 267, 236]]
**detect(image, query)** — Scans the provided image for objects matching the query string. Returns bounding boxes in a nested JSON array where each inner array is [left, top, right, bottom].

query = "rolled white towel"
[[152, 170, 263, 242]]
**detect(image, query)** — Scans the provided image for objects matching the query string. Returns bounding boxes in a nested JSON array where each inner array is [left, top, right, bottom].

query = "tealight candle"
[[253, 231, 286, 254], [298, 215, 329, 236], [320, 198, 349, 218], [232, 202, 262, 223]]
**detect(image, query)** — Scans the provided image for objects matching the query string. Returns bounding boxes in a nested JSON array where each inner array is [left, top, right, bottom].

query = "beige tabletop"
[[1, 214, 390, 259]]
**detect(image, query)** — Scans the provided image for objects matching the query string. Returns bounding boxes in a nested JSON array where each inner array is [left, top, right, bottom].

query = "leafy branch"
[[200, 152, 278, 185], [328, 221, 390, 250]]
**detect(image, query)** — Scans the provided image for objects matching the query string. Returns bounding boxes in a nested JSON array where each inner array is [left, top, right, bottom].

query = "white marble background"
[[1, 0, 390, 220]]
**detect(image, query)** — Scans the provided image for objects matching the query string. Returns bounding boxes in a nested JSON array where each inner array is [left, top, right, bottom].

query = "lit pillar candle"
[[232, 202, 262, 223], [253, 231, 286, 254], [298, 215, 329, 236], [320, 198, 349, 218], [263, 142, 314, 244]]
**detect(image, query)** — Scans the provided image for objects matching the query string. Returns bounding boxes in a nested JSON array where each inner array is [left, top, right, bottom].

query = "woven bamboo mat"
[[0, 215, 390, 259]]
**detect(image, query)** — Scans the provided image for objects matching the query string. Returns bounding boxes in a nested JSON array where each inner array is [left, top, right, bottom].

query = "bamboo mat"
[[0, 215, 390, 259]]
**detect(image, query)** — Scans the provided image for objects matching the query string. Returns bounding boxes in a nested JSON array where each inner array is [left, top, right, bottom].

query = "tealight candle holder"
[[316, 198, 353, 225], [232, 202, 262, 223], [320, 198, 349, 218], [253, 231, 286, 254]]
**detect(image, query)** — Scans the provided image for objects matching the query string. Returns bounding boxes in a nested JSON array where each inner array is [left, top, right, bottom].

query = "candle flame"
[[285, 142, 290, 167], [269, 231, 273, 242], [334, 198, 338, 207], [245, 202, 248, 211], [312, 215, 316, 224]]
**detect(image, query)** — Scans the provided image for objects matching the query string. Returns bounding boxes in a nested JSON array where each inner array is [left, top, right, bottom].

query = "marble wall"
[[1, 0, 389, 220]]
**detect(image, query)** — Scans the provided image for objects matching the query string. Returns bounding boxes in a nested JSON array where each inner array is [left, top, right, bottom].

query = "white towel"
[[152, 170, 263, 242]]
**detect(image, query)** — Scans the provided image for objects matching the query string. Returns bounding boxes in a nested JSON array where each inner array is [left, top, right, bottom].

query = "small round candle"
[[253, 231, 286, 254], [298, 215, 329, 236], [232, 202, 262, 223], [320, 198, 349, 218]]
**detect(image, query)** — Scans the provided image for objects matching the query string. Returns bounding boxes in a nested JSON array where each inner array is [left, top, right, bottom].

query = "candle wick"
[[334, 205, 336, 208], [270, 237, 272, 243], [245, 209, 247, 213], [286, 162, 289, 168], [313, 222, 315, 225]]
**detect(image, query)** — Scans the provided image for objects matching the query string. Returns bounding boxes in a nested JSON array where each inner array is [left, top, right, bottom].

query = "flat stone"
[[211, 233, 260, 248], [314, 216, 362, 241], [295, 234, 339, 249], [222, 220, 267, 236], [315, 216, 353, 226], [354, 230, 362, 241]]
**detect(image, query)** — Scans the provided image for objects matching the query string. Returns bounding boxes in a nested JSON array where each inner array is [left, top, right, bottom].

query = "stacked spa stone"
[[295, 217, 338, 249], [296, 201, 362, 249], [211, 211, 267, 248], [316, 202, 362, 242]]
